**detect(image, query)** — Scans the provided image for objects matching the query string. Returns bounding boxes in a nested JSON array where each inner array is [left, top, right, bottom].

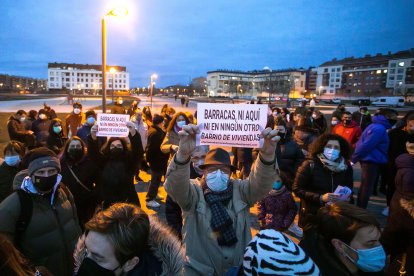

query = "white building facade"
[[207, 69, 307, 99], [47, 63, 129, 92]]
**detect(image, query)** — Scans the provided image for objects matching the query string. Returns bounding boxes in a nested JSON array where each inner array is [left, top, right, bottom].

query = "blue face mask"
[[5, 155, 20, 167], [87, 117, 95, 125], [344, 243, 386, 272], [323, 147, 340, 161], [53, 126, 62, 134], [273, 181, 283, 190], [176, 120, 186, 129], [206, 169, 229, 192]]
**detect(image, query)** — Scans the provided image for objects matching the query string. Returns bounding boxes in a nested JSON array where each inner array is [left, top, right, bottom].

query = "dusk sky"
[[1, 0, 413, 87]]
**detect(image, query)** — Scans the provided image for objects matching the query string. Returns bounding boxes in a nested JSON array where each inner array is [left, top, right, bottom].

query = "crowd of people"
[[0, 97, 413, 275]]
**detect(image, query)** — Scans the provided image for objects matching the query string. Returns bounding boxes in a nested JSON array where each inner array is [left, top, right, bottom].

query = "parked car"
[[372, 97, 405, 107], [351, 98, 371, 106], [323, 98, 341, 104]]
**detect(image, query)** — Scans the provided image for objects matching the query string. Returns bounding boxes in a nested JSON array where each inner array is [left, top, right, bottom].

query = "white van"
[[372, 97, 405, 107]]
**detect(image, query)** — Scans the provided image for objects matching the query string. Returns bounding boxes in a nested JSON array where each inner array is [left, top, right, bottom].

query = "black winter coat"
[[352, 112, 372, 131], [276, 138, 305, 189], [60, 155, 100, 227], [31, 119, 51, 146], [381, 153, 414, 275], [145, 125, 169, 172], [293, 158, 353, 228], [88, 132, 143, 208], [0, 162, 20, 202], [7, 115, 35, 146], [47, 132, 67, 154]]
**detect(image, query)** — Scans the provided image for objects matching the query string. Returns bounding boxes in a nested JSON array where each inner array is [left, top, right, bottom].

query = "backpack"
[[14, 184, 76, 249]]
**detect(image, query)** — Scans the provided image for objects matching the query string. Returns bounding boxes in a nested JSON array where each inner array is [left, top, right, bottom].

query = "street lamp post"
[[150, 74, 158, 109], [109, 67, 116, 103], [101, 6, 128, 113]]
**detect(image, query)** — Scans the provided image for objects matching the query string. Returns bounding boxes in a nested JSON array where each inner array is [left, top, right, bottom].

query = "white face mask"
[[331, 120, 338, 126], [39, 114, 47, 120], [74, 108, 81, 114], [312, 114, 317, 119], [406, 142, 414, 155], [19, 117, 26, 122], [206, 169, 229, 192]]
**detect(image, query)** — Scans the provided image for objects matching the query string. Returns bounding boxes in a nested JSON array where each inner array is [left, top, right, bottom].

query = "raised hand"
[[176, 124, 199, 163], [259, 127, 280, 162], [126, 121, 136, 136], [90, 125, 98, 140]]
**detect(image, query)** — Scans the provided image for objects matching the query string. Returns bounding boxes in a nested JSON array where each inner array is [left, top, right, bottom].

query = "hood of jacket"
[[372, 114, 391, 129], [73, 217, 185, 275]]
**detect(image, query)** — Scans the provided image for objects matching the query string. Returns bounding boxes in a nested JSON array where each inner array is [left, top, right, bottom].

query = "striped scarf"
[[202, 180, 238, 246]]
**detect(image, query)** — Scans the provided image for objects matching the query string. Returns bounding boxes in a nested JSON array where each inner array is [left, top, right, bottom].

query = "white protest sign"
[[196, 103, 267, 148], [97, 113, 130, 137]]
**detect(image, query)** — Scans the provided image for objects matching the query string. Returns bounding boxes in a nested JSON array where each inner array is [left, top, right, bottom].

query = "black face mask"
[[343, 119, 352, 126], [33, 174, 58, 193], [110, 147, 123, 157], [388, 119, 397, 126], [76, 257, 119, 276], [68, 148, 83, 161]]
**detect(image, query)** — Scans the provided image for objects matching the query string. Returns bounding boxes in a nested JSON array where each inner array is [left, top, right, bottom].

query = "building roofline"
[[48, 62, 127, 72]]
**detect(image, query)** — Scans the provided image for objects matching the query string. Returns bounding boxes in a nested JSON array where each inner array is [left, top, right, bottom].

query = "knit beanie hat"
[[243, 229, 320, 275], [27, 147, 61, 176]]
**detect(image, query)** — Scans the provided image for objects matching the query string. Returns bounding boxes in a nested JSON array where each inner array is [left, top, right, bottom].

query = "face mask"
[[5, 155, 20, 166], [19, 117, 26, 122], [273, 111, 278, 116], [77, 257, 119, 276], [53, 126, 62, 134], [331, 120, 338, 126], [118, 100, 123, 105], [365, 111, 370, 115], [340, 107, 345, 112], [39, 114, 47, 120], [206, 169, 229, 192], [312, 114, 317, 119], [74, 108, 81, 114], [110, 147, 123, 157], [323, 147, 340, 161], [69, 148, 83, 160], [33, 174, 58, 193], [273, 181, 283, 190], [87, 117, 95, 125], [343, 243, 386, 272], [176, 121, 186, 129], [343, 119, 352, 126]]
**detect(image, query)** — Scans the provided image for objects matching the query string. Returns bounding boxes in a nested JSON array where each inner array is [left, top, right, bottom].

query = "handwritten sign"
[[97, 113, 130, 137], [196, 103, 267, 148]]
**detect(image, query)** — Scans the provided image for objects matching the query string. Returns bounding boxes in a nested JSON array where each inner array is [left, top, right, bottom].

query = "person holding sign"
[[88, 121, 143, 209], [164, 124, 280, 275]]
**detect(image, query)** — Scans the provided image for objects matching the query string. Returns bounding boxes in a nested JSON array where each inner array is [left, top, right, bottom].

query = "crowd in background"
[[0, 97, 413, 275]]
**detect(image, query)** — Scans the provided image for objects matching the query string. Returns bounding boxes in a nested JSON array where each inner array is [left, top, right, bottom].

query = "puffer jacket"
[[381, 153, 414, 275], [0, 181, 82, 276], [293, 158, 353, 228], [73, 217, 186, 275], [352, 115, 391, 164]]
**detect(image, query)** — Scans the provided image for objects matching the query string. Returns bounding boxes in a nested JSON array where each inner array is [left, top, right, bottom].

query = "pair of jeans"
[[146, 170, 163, 201], [357, 162, 380, 209]]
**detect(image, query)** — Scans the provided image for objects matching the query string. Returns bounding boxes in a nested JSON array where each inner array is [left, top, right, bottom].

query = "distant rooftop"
[[207, 68, 307, 75], [320, 48, 414, 67], [48, 62, 127, 72]]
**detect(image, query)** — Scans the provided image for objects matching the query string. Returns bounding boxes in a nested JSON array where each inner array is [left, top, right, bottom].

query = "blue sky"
[[0, 0, 413, 87]]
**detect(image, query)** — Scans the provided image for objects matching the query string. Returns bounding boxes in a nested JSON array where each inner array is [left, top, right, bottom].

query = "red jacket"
[[332, 121, 362, 149]]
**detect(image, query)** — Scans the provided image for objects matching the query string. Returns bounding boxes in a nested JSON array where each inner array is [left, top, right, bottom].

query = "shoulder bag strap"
[[67, 165, 91, 192]]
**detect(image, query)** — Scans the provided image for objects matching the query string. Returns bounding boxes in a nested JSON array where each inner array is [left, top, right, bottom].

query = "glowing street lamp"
[[150, 74, 158, 108], [102, 5, 128, 113]]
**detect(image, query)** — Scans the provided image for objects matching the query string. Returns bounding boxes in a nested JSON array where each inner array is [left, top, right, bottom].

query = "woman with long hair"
[[46, 118, 66, 154], [161, 112, 190, 162], [293, 133, 353, 230]]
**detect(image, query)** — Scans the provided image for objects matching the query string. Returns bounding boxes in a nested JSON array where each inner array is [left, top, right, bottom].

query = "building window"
[[389, 76, 395, 80], [336, 79, 340, 82], [397, 69, 404, 74], [390, 69, 395, 74], [50, 77, 55, 81], [390, 62, 396, 67], [50, 72, 55, 76], [66, 78, 70, 81], [336, 68, 341, 72], [331, 68, 335, 72], [396, 75, 403, 80]]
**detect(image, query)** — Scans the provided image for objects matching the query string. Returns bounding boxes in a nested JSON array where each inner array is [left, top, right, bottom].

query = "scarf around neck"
[[317, 153, 348, 173], [201, 180, 238, 246]]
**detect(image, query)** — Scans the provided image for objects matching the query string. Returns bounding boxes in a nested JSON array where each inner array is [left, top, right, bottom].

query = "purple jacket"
[[351, 114, 390, 164], [257, 189, 297, 231]]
